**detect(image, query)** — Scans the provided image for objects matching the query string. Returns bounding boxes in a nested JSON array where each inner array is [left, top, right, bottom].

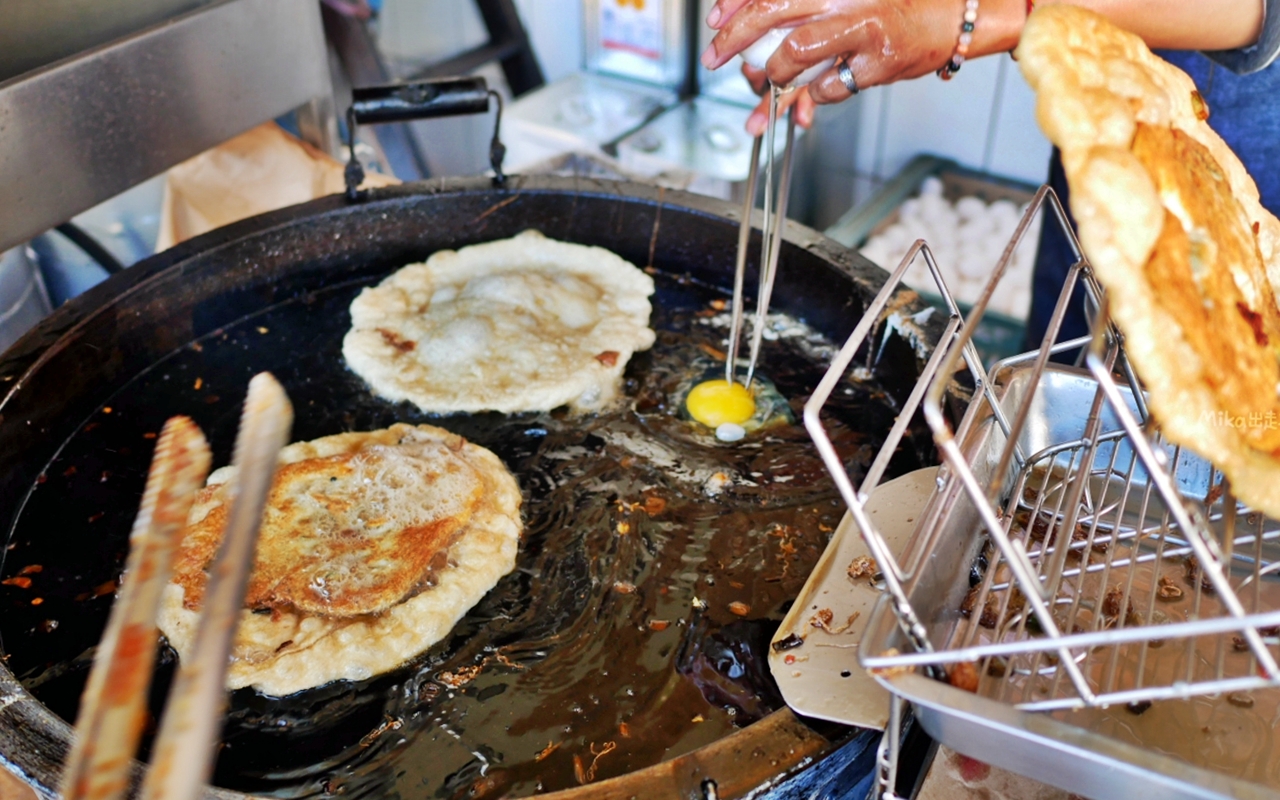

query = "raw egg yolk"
[[685, 379, 757, 427]]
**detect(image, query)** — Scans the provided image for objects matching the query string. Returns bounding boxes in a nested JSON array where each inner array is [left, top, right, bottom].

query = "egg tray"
[[805, 185, 1280, 799], [824, 155, 1037, 364], [823, 155, 1036, 249]]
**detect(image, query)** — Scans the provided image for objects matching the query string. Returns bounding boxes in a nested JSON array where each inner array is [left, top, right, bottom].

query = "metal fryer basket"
[[805, 186, 1280, 799]]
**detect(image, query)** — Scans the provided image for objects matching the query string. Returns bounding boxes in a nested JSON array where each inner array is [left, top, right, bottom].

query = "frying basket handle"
[[343, 76, 507, 199]]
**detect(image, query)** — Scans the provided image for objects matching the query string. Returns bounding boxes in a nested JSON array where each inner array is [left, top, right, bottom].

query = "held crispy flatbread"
[[343, 230, 657, 414], [1017, 6, 1280, 517], [157, 424, 522, 697]]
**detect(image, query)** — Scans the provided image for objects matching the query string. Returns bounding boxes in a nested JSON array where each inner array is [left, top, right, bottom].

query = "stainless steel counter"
[[0, 0, 335, 254]]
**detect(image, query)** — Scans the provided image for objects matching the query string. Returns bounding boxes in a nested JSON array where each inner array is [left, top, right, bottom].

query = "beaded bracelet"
[[938, 0, 979, 81]]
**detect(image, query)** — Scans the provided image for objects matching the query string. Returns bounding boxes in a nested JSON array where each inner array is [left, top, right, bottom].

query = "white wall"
[[847, 55, 1052, 204]]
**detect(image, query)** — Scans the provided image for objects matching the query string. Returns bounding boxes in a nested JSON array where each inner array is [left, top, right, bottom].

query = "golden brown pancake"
[[172, 431, 484, 617], [342, 230, 656, 414], [1018, 5, 1280, 517], [158, 424, 522, 696]]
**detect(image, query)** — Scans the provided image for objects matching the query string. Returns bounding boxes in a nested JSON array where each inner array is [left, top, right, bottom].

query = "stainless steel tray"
[[803, 186, 1280, 799], [860, 364, 1280, 798]]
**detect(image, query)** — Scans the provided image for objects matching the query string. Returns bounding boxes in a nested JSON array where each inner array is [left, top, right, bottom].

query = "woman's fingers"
[[745, 89, 816, 137], [802, 2, 971, 101], [793, 92, 817, 129], [716, 0, 1004, 135], [808, 60, 862, 104], [764, 15, 866, 88], [741, 63, 770, 96], [707, 0, 994, 92], [807, 48, 902, 105], [806, 52, 907, 104], [701, 0, 828, 70], [706, 0, 751, 29]]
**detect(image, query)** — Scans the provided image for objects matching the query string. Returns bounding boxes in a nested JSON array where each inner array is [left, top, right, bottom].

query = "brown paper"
[[156, 123, 399, 251]]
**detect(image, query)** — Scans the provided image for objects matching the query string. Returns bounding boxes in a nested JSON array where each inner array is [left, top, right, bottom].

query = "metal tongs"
[[60, 373, 293, 800], [724, 84, 798, 388]]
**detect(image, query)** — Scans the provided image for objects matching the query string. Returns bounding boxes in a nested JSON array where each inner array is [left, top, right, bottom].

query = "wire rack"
[[804, 185, 1280, 797]]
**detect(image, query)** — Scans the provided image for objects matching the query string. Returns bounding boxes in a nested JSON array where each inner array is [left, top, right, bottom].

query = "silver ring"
[[837, 59, 859, 95]]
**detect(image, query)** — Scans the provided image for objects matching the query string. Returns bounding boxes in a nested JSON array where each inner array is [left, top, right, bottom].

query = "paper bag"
[[156, 122, 399, 251]]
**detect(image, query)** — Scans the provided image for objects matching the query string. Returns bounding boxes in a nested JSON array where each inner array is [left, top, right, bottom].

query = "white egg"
[[933, 248, 958, 275], [905, 264, 936, 292], [929, 226, 956, 251], [883, 223, 912, 249], [877, 185, 1045, 317], [990, 199, 1019, 221], [741, 28, 789, 70], [994, 224, 1020, 247], [919, 193, 948, 219], [956, 220, 988, 243], [957, 253, 989, 281], [740, 28, 834, 86], [955, 196, 986, 221]]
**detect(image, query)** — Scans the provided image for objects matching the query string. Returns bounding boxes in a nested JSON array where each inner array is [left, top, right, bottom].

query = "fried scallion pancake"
[[157, 424, 522, 696], [343, 230, 657, 414], [1018, 5, 1280, 517]]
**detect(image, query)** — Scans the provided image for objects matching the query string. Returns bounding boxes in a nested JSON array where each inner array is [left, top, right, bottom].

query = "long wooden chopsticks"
[[60, 372, 293, 800], [60, 416, 210, 800]]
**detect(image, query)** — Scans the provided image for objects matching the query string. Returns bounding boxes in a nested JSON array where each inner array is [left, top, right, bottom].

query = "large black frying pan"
[[0, 174, 938, 798]]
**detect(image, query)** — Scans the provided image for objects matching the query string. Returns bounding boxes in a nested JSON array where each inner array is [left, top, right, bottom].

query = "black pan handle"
[[343, 76, 506, 199], [351, 77, 490, 124]]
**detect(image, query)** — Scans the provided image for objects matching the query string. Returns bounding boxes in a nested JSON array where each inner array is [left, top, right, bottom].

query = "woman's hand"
[[711, 0, 1022, 135], [705, 0, 1025, 107], [740, 64, 817, 136], [704, 0, 1264, 134]]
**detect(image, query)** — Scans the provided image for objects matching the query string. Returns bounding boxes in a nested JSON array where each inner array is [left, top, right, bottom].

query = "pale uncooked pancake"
[[1018, 6, 1280, 518], [343, 230, 657, 414], [157, 424, 522, 696]]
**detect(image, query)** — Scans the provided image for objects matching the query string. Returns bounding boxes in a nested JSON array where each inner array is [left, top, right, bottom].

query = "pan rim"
[[0, 174, 919, 799]]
